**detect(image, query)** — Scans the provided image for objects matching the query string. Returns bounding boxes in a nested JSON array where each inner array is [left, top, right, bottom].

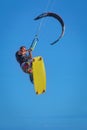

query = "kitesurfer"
[[15, 36, 38, 83], [15, 46, 33, 83]]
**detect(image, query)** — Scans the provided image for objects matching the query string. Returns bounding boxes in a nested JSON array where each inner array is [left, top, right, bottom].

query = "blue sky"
[[0, 0, 87, 130]]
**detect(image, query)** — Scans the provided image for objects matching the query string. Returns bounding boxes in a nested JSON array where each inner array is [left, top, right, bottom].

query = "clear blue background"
[[0, 0, 87, 130]]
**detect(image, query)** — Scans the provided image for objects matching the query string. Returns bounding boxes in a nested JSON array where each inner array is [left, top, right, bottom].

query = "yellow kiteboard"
[[32, 56, 46, 95]]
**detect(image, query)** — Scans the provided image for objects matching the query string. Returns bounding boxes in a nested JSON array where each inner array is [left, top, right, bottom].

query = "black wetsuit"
[[15, 51, 29, 65], [15, 51, 33, 83]]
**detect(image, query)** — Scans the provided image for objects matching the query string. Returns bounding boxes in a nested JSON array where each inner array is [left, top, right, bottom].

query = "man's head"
[[19, 46, 26, 55]]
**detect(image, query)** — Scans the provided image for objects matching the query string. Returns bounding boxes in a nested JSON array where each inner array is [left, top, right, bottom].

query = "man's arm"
[[27, 49, 32, 59]]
